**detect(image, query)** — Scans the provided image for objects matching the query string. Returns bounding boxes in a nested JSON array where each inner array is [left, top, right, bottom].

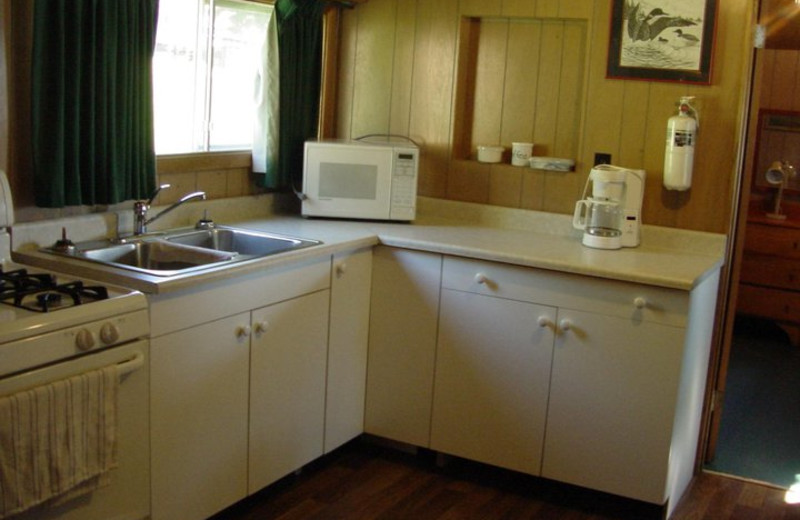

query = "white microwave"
[[301, 139, 419, 221]]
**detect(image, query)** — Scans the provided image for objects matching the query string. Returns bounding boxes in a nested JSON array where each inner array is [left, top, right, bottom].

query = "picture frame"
[[607, 0, 718, 84]]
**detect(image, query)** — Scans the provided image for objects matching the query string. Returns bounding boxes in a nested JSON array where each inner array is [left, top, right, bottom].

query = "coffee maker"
[[572, 164, 646, 249]]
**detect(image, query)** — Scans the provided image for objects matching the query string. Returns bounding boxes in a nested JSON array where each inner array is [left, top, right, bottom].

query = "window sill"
[[156, 151, 252, 174]]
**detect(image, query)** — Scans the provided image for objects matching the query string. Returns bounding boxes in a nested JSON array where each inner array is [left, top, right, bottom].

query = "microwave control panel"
[[390, 149, 418, 220]]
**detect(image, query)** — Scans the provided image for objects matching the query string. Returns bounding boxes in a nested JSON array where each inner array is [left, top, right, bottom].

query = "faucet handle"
[[195, 209, 216, 230]]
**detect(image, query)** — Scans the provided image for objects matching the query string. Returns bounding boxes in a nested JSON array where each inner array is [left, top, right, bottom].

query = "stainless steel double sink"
[[43, 226, 321, 277]]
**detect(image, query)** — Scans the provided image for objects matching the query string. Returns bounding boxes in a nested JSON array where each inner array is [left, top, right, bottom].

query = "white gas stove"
[[0, 249, 148, 376], [0, 171, 150, 520], [0, 174, 148, 378]]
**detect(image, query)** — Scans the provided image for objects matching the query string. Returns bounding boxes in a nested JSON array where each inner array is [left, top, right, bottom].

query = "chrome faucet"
[[133, 184, 207, 235]]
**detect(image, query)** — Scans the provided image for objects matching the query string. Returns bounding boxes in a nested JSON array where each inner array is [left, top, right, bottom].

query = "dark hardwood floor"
[[211, 437, 800, 520]]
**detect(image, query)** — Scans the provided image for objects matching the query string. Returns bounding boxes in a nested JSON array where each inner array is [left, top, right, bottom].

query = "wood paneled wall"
[[0, 0, 7, 176], [759, 49, 800, 111], [746, 48, 800, 206], [336, 0, 754, 233]]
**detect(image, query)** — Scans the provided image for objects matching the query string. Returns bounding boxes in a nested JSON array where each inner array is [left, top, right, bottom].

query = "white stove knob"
[[100, 323, 120, 345], [76, 329, 96, 351]]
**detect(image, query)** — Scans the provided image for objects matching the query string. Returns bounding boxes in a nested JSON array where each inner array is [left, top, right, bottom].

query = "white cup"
[[511, 142, 533, 166]]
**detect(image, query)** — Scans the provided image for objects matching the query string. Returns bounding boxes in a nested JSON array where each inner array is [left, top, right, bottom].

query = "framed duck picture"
[[607, 0, 718, 84]]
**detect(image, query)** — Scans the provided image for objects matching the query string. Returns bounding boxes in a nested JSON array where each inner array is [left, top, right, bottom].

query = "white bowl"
[[477, 145, 504, 163]]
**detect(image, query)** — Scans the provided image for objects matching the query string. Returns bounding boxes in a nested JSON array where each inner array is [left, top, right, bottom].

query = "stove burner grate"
[[0, 267, 110, 312]]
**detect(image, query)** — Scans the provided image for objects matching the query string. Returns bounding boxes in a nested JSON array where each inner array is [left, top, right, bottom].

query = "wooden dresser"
[[737, 210, 800, 345]]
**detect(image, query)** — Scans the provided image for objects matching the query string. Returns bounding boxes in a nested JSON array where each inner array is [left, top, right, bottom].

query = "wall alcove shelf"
[[451, 16, 586, 166]]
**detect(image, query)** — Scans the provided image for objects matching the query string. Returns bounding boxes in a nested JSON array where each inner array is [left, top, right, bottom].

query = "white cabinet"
[[249, 290, 330, 491], [365, 246, 442, 446], [437, 256, 719, 514], [325, 248, 372, 453], [150, 313, 250, 520], [543, 308, 685, 503], [148, 258, 331, 520], [431, 288, 555, 475]]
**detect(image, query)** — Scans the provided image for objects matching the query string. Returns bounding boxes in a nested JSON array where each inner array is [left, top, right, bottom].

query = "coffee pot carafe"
[[572, 164, 645, 250]]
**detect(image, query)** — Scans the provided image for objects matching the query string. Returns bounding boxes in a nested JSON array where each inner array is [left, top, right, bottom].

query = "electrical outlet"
[[594, 153, 612, 166]]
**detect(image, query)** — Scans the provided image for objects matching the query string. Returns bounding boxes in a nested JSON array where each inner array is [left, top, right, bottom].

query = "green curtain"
[[31, 0, 158, 207], [262, 0, 325, 190]]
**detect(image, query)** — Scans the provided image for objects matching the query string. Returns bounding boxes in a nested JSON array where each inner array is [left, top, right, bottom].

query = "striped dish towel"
[[0, 365, 119, 518]]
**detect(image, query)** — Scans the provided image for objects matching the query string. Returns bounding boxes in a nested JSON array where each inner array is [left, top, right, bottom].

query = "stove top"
[[0, 258, 148, 345], [0, 266, 110, 312]]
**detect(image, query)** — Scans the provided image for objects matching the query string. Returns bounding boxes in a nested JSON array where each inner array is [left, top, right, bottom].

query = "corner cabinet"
[[368, 250, 720, 517], [325, 248, 373, 453], [365, 246, 442, 447]]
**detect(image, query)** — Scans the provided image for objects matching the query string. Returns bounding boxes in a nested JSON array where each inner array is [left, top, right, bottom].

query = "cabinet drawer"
[[737, 283, 800, 323], [744, 223, 800, 258], [740, 255, 800, 290], [442, 256, 689, 327], [150, 256, 331, 336]]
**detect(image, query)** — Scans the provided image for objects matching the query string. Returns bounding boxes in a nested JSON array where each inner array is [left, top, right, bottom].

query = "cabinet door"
[[249, 290, 330, 492], [150, 313, 250, 520], [326, 249, 372, 453], [542, 309, 685, 504], [431, 289, 555, 475], [365, 246, 442, 447]]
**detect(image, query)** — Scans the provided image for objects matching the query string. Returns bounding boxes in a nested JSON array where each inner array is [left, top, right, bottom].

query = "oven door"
[[0, 340, 149, 520]]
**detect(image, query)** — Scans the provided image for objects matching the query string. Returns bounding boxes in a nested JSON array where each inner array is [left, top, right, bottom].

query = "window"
[[153, 0, 272, 155]]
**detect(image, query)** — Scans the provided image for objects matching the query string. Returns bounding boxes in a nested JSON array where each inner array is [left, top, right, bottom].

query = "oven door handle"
[[116, 352, 145, 377]]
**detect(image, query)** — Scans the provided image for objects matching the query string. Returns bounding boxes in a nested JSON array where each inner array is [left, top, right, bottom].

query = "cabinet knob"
[[537, 316, 554, 329], [335, 262, 347, 278], [474, 273, 489, 285], [253, 321, 269, 335], [235, 325, 252, 339], [559, 319, 572, 331], [634, 297, 647, 309]]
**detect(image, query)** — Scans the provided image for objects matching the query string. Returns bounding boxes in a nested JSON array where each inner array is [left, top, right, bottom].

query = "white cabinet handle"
[[235, 325, 251, 339], [559, 319, 572, 331], [634, 297, 647, 309], [537, 316, 554, 329], [253, 321, 269, 335], [474, 273, 489, 285]]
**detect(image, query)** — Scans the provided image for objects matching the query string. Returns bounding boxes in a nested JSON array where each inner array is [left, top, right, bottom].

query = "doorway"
[[704, 42, 800, 491], [705, 315, 800, 489]]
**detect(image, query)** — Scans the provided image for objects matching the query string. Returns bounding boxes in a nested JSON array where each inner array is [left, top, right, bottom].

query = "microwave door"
[[304, 149, 392, 219]]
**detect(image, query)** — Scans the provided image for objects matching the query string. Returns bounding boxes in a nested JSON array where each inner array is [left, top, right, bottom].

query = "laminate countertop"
[[12, 196, 727, 295]]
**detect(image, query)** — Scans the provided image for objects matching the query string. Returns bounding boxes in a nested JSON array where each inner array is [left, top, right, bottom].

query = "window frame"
[[158, 0, 341, 175]]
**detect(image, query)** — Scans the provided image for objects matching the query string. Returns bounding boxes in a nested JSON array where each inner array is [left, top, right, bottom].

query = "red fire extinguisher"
[[663, 96, 699, 191]]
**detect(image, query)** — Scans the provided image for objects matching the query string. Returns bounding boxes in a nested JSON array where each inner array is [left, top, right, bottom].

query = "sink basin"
[[41, 226, 322, 277], [71, 240, 237, 276], [164, 227, 320, 258]]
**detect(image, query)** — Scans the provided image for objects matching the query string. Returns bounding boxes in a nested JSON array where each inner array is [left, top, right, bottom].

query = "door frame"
[[700, 0, 763, 465]]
